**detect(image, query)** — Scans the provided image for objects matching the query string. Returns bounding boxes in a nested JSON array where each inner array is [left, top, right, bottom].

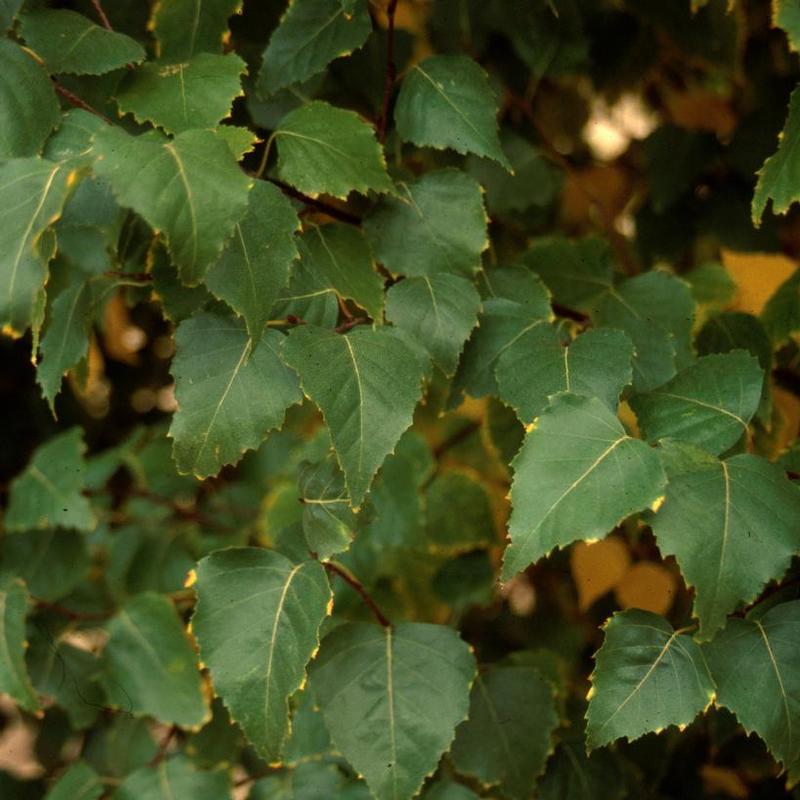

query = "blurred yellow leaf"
[[773, 385, 800, 452], [571, 536, 631, 611], [721, 249, 797, 315], [700, 764, 749, 799], [615, 561, 677, 615]]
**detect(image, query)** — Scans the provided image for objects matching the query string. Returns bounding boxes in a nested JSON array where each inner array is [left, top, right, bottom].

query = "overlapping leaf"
[[394, 55, 510, 169], [651, 453, 800, 639], [151, 0, 243, 61], [116, 53, 246, 134], [0, 578, 38, 713], [281, 325, 427, 505], [586, 609, 714, 749], [364, 169, 488, 278], [704, 600, 800, 773], [503, 394, 665, 578], [93, 126, 251, 285], [20, 9, 145, 75], [275, 101, 394, 199], [169, 311, 302, 478], [257, 0, 371, 95], [309, 622, 476, 800], [113, 755, 231, 800], [192, 548, 331, 761], [101, 593, 207, 726]]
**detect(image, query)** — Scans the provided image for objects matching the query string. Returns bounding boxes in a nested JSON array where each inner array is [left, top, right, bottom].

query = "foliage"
[[3, 1, 800, 798]]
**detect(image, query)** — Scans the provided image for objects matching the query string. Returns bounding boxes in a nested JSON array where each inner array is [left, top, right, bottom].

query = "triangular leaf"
[[169, 311, 302, 478], [364, 169, 488, 278], [20, 9, 145, 75], [0, 39, 60, 158], [651, 453, 800, 639], [586, 609, 714, 749], [93, 126, 252, 285], [503, 394, 665, 578], [394, 55, 510, 169], [192, 548, 331, 761], [205, 180, 300, 337], [386, 273, 481, 376], [257, 0, 371, 96], [704, 600, 800, 773], [309, 622, 476, 800], [101, 593, 208, 726], [451, 666, 559, 798], [281, 325, 427, 506], [496, 326, 634, 423], [5, 427, 95, 532], [630, 351, 763, 455], [116, 53, 246, 135], [275, 100, 394, 199]]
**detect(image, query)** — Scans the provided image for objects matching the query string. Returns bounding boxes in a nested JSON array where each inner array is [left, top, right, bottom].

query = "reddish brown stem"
[[335, 316, 369, 334], [377, 0, 399, 143], [53, 81, 114, 125], [148, 726, 179, 767], [34, 600, 111, 622], [90, 0, 113, 31], [324, 561, 390, 627], [265, 178, 362, 225]]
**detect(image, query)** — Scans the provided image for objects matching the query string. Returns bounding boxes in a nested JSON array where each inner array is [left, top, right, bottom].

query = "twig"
[[324, 561, 390, 627], [89, 0, 113, 31], [265, 178, 362, 226], [335, 316, 369, 334], [433, 419, 482, 459], [377, 0, 399, 142], [148, 725, 179, 767], [53, 81, 114, 125], [34, 600, 111, 622]]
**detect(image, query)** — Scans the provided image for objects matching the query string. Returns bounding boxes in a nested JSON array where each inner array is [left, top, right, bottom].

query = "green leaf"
[[44, 762, 102, 800], [425, 472, 494, 553], [275, 101, 394, 199], [192, 548, 331, 761], [169, 312, 302, 478], [452, 268, 552, 399], [1, 0, 22, 32], [466, 130, 562, 215], [20, 9, 145, 75], [386, 273, 481, 376], [425, 781, 481, 800], [651, 453, 800, 639], [0, 157, 74, 333], [586, 609, 714, 749], [44, 109, 106, 166], [0, 39, 60, 159], [281, 325, 427, 506], [761, 268, 800, 345], [451, 666, 558, 798], [297, 223, 384, 320], [101, 592, 208, 726], [517, 235, 613, 313], [257, 0, 371, 96], [775, 0, 800, 51], [5, 427, 95, 532], [753, 86, 800, 223], [93, 126, 252, 285], [0, 578, 38, 713], [704, 600, 800, 772], [394, 55, 510, 170], [205, 180, 300, 337], [116, 53, 246, 135], [685, 261, 737, 310], [630, 351, 763, 455], [503, 394, 665, 579], [1, 529, 89, 602], [590, 271, 695, 391], [151, 0, 243, 62], [36, 277, 94, 411], [273, 257, 339, 327], [215, 124, 258, 160], [151, 242, 213, 323], [537, 733, 624, 800], [496, 326, 634, 423], [364, 169, 488, 278], [300, 455, 358, 559], [113, 755, 231, 800], [309, 622, 476, 800]]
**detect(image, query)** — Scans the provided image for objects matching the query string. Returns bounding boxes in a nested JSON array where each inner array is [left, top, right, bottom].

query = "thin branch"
[[148, 726, 179, 768], [89, 0, 113, 31], [53, 81, 114, 125], [377, 0, 399, 143], [264, 177, 362, 225], [335, 316, 369, 334], [324, 561, 390, 627]]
